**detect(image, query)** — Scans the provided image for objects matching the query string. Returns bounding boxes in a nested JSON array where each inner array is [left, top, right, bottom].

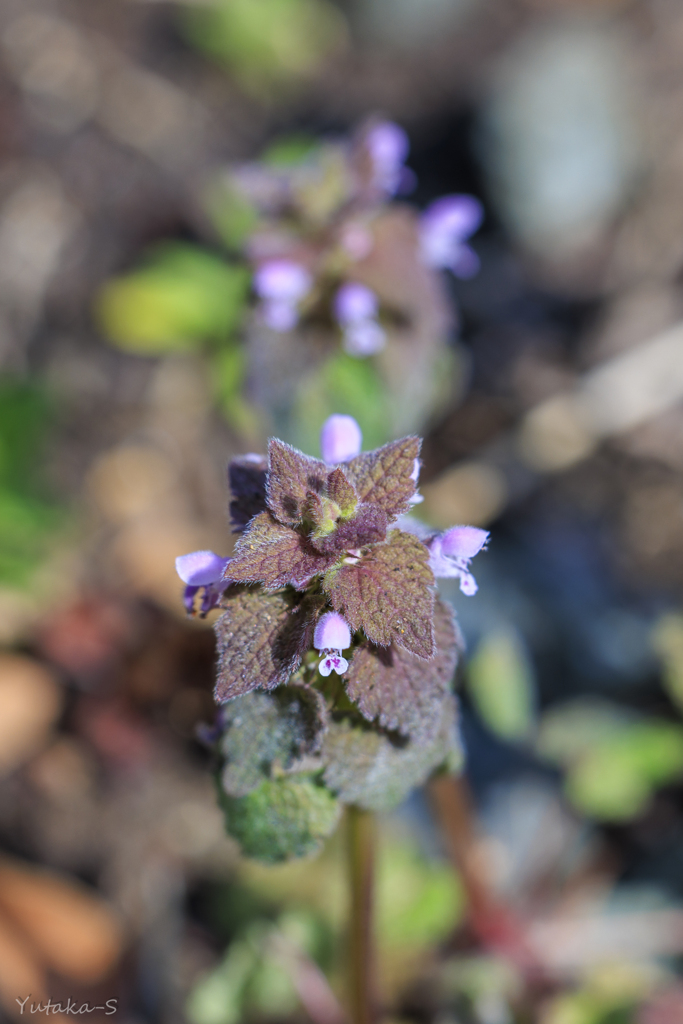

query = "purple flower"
[[365, 121, 410, 196], [419, 195, 484, 278], [334, 282, 386, 357], [320, 414, 362, 464], [409, 458, 424, 505], [176, 550, 231, 615], [427, 526, 489, 595], [314, 611, 351, 676], [253, 259, 312, 333]]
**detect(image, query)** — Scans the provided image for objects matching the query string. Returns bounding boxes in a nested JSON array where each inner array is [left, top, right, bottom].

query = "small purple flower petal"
[[334, 282, 379, 325], [441, 526, 489, 560], [176, 551, 230, 586], [314, 611, 351, 653], [427, 526, 488, 595], [420, 194, 484, 272], [449, 243, 481, 280], [320, 415, 362, 464], [319, 654, 349, 677], [183, 584, 199, 614], [366, 121, 410, 195], [342, 320, 386, 357], [253, 260, 312, 301]]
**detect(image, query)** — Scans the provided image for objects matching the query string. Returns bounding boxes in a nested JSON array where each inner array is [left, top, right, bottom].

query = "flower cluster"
[[176, 414, 488, 860], [232, 120, 483, 358]]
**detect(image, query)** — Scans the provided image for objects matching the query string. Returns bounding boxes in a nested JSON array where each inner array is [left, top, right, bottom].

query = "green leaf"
[[96, 244, 249, 354], [214, 589, 321, 700], [218, 686, 327, 797], [180, 0, 346, 94], [466, 627, 536, 743], [652, 613, 683, 715], [322, 694, 462, 812], [324, 529, 436, 658], [219, 774, 341, 863], [345, 598, 460, 742], [310, 503, 387, 556], [325, 467, 358, 519]]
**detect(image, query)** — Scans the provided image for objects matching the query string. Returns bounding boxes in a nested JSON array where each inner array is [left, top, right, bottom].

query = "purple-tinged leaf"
[[229, 512, 335, 591], [323, 529, 435, 658], [345, 598, 461, 742], [214, 591, 321, 701], [326, 467, 358, 518], [267, 439, 328, 527], [311, 504, 388, 555], [344, 437, 420, 520], [229, 455, 268, 532]]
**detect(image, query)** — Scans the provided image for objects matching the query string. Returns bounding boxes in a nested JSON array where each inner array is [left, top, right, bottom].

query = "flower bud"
[[320, 415, 362, 464], [441, 526, 489, 560], [175, 550, 230, 586]]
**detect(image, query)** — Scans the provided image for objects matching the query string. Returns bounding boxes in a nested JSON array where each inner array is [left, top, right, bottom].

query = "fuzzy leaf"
[[326, 467, 358, 518], [214, 590, 320, 700], [311, 504, 388, 556], [229, 455, 267, 532], [324, 529, 435, 658], [322, 694, 462, 812], [344, 437, 420, 520], [219, 775, 340, 864], [345, 598, 460, 742], [229, 512, 334, 590], [219, 686, 328, 797], [267, 439, 328, 526]]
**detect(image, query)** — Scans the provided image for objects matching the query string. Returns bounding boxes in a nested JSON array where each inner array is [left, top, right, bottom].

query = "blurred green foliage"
[[652, 613, 683, 714], [466, 627, 536, 743], [538, 699, 683, 821], [96, 243, 249, 355], [0, 378, 62, 588], [179, 0, 346, 96]]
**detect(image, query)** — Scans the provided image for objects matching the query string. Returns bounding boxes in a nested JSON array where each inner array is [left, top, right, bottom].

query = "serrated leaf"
[[267, 439, 328, 527], [326, 468, 357, 518], [214, 590, 318, 701], [311, 504, 387, 556], [229, 512, 333, 590], [344, 437, 420, 520], [345, 598, 460, 742], [322, 694, 462, 812], [229, 455, 268, 533], [324, 529, 435, 658], [219, 686, 328, 797]]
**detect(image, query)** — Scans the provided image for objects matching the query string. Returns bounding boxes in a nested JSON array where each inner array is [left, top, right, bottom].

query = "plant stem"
[[347, 805, 375, 1024]]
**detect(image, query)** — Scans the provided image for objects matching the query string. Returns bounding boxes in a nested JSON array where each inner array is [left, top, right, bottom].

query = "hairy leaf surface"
[[214, 589, 318, 700], [345, 598, 460, 741], [311, 504, 388, 555], [326, 467, 358, 518], [344, 437, 420, 519], [229, 511, 334, 590], [324, 529, 435, 657], [267, 439, 328, 526]]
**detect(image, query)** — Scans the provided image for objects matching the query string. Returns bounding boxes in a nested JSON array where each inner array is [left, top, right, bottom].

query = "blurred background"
[[3, 0, 683, 1021]]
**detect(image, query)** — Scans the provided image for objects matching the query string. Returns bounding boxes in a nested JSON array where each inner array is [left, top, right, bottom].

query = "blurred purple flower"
[[175, 550, 231, 615], [334, 282, 386, 357], [253, 259, 312, 332], [409, 457, 424, 505], [314, 610, 351, 676], [419, 195, 484, 278], [427, 526, 489, 595], [366, 121, 410, 196], [320, 414, 362, 464]]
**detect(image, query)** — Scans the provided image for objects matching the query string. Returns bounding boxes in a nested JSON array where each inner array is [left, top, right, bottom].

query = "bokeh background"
[[3, 0, 683, 1021]]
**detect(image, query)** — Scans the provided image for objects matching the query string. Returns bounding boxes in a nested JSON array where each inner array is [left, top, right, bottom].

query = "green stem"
[[347, 805, 375, 1024]]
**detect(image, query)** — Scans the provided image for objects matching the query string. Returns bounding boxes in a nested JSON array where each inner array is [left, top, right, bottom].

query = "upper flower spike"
[[320, 415, 362, 465], [253, 259, 312, 332], [176, 550, 231, 615], [365, 121, 410, 196], [427, 526, 489, 595]]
